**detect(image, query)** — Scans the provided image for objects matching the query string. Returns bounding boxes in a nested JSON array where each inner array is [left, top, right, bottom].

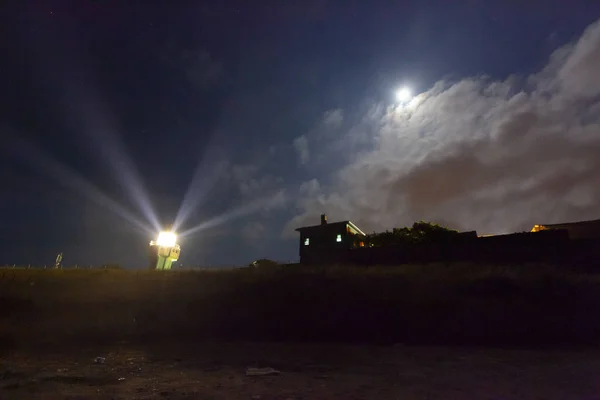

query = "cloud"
[[162, 42, 222, 88], [293, 135, 310, 165], [284, 18, 600, 238], [556, 20, 600, 98], [323, 108, 344, 128], [229, 163, 261, 182], [241, 221, 267, 244], [222, 161, 288, 216], [240, 175, 285, 200]]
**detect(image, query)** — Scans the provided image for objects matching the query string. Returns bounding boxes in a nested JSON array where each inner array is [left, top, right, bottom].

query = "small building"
[[531, 218, 600, 240], [295, 214, 366, 264]]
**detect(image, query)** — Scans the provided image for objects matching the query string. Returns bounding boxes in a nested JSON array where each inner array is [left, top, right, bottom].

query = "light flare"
[[155, 231, 177, 247]]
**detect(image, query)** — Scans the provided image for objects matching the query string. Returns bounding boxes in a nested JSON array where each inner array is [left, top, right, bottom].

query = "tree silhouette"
[[365, 221, 459, 247]]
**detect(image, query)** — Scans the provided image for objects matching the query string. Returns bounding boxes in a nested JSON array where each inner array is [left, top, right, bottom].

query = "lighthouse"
[[149, 226, 180, 270]]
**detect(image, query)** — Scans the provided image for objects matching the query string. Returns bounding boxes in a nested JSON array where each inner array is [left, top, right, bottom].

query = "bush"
[[365, 221, 460, 247]]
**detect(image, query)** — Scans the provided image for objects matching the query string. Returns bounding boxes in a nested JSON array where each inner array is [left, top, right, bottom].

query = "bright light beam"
[[53, 67, 162, 232], [76, 108, 161, 232], [4, 131, 154, 235], [98, 135, 162, 231], [173, 154, 227, 232], [180, 190, 286, 237], [24, 26, 159, 232]]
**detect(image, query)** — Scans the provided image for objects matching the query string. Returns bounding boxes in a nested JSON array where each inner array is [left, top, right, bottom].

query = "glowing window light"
[[336, 234, 342, 242], [304, 238, 310, 246]]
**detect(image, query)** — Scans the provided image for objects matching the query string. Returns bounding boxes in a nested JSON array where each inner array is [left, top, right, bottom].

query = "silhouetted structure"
[[531, 218, 600, 239], [295, 217, 600, 270], [295, 214, 366, 264]]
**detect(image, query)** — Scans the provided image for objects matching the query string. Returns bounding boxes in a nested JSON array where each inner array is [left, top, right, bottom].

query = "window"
[[304, 238, 310, 246], [336, 234, 342, 242]]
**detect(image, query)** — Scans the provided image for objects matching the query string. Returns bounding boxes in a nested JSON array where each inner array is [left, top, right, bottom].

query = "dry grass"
[[2, 263, 600, 348]]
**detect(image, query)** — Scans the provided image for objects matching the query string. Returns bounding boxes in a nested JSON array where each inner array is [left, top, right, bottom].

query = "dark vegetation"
[[363, 221, 460, 247], [2, 263, 600, 350], [337, 221, 599, 271]]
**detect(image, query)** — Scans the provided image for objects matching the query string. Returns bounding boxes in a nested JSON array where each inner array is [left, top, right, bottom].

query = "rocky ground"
[[1, 341, 599, 399]]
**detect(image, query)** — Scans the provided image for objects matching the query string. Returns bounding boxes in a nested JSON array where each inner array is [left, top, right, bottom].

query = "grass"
[[2, 263, 600, 348]]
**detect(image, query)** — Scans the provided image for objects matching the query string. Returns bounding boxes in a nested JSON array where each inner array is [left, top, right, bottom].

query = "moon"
[[395, 87, 412, 103]]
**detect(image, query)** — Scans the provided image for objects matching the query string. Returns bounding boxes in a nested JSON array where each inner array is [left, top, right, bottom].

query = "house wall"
[[535, 222, 600, 240], [347, 238, 600, 271], [298, 223, 364, 264], [298, 228, 600, 271]]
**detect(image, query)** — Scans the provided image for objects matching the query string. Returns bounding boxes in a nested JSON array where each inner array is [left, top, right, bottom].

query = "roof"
[[534, 218, 600, 229], [295, 220, 366, 236]]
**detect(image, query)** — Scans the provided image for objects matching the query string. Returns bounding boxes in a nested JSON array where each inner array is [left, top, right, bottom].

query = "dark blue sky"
[[2, 1, 600, 268]]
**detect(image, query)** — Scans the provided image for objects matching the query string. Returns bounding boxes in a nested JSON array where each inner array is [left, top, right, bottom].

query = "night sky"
[[2, 1, 600, 268]]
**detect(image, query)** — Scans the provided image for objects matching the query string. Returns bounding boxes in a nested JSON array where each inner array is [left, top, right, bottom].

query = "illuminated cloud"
[[284, 18, 600, 237], [293, 135, 310, 165], [223, 162, 286, 207], [323, 108, 344, 128], [556, 20, 600, 97]]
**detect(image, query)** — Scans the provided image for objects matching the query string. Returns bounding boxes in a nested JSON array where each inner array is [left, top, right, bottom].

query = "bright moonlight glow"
[[396, 87, 412, 102]]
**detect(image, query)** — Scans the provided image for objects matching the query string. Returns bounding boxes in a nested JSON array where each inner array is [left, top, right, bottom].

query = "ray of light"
[[4, 131, 153, 235], [23, 23, 162, 233], [180, 190, 286, 237], [68, 95, 162, 232], [173, 154, 228, 232]]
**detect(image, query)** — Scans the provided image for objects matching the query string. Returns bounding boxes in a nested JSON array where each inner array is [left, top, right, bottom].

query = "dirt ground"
[[1, 340, 599, 399]]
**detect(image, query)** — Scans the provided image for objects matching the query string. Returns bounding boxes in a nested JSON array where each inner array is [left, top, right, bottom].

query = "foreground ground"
[[3, 266, 600, 398], [2, 341, 600, 399], [4, 265, 600, 347]]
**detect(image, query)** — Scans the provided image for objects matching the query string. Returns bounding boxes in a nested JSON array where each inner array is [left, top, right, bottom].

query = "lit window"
[[336, 234, 342, 242], [304, 238, 310, 246]]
